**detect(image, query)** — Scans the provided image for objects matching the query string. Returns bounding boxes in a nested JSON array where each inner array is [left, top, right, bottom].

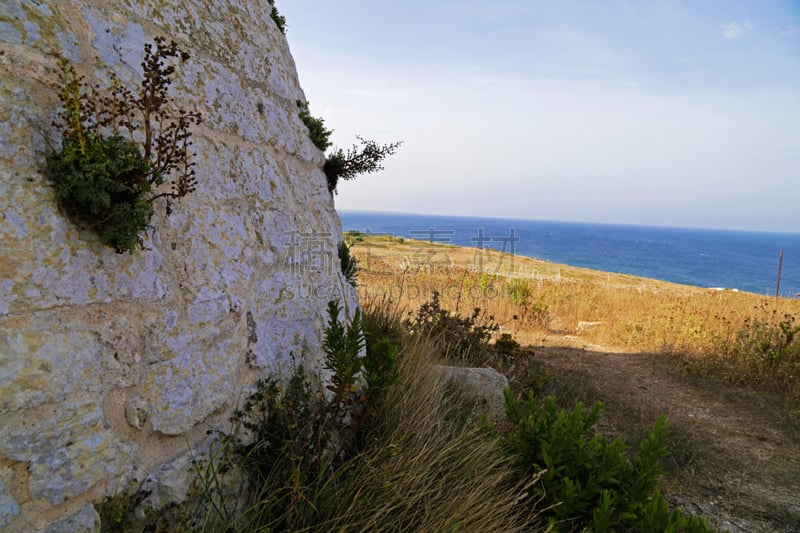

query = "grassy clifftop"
[[348, 233, 800, 355], [347, 232, 800, 531]]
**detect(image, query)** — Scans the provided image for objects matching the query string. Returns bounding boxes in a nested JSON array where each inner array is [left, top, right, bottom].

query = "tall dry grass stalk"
[[315, 335, 536, 532]]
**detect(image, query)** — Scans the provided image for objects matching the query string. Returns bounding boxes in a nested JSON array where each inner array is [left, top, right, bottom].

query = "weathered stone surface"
[[43, 502, 100, 533], [0, 0, 357, 529], [0, 477, 20, 528], [0, 395, 137, 504], [434, 366, 510, 420]]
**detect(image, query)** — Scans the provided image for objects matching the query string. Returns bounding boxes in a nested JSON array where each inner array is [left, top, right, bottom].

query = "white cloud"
[[723, 20, 753, 40]]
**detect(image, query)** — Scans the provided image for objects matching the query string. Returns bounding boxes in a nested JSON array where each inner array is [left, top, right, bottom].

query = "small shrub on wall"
[[267, 0, 287, 34], [46, 38, 202, 253], [324, 136, 402, 194], [294, 101, 402, 195]]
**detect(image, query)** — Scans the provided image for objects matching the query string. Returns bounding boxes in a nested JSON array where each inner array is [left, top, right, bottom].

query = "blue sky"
[[279, 1, 800, 232]]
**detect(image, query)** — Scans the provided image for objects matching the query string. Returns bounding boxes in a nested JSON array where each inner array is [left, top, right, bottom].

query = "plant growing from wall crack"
[[295, 101, 402, 194], [46, 37, 202, 253], [267, 0, 287, 34], [324, 136, 402, 194]]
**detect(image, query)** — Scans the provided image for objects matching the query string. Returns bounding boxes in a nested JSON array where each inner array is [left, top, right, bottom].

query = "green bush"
[[504, 391, 712, 532], [267, 0, 286, 34], [46, 38, 201, 253], [495, 332, 520, 357], [731, 314, 800, 396], [405, 291, 499, 363], [505, 278, 550, 329], [322, 300, 366, 422], [225, 368, 330, 530], [361, 337, 401, 421], [207, 300, 400, 530], [345, 229, 365, 243], [338, 241, 358, 287], [324, 136, 402, 194], [296, 100, 332, 152], [47, 134, 152, 252]]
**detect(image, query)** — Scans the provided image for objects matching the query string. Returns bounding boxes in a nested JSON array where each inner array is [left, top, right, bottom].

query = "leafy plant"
[[46, 38, 201, 253], [296, 100, 332, 152], [267, 0, 287, 34], [296, 100, 400, 194], [406, 291, 499, 363], [338, 241, 358, 286], [505, 278, 550, 329], [361, 338, 401, 420], [504, 391, 712, 532], [495, 332, 520, 357], [345, 229, 365, 244], [208, 300, 402, 530], [223, 367, 340, 530], [324, 136, 402, 194], [322, 300, 366, 422]]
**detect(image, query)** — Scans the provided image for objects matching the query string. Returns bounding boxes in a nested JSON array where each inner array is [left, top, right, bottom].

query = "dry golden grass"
[[349, 234, 800, 402], [326, 327, 535, 532]]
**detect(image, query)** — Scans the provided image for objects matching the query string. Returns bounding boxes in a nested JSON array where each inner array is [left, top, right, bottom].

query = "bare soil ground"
[[519, 336, 800, 533]]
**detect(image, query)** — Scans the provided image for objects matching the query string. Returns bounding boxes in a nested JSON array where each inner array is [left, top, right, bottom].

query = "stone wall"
[[0, 1, 358, 530]]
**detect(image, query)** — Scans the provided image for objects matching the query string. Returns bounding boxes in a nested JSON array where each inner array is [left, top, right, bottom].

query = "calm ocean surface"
[[338, 211, 800, 297]]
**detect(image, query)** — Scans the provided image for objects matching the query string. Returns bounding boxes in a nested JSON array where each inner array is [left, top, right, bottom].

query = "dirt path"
[[522, 338, 800, 532]]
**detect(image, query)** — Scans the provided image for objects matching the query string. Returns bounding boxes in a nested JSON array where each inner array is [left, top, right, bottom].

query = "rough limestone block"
[[0, 478, 20, 528], [143, 335, 241, 435], [137, 434, 220, 511], [43, 502, 100, 533], [434, 366, 510, 420]]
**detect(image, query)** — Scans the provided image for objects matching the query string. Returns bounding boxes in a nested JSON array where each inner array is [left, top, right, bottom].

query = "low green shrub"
[[208, 301, 373, 529], [345, 229, 365, 243], [361, 336, 401, 420], [405, 291, 498, 363], [504, 391, 712, 532], [195, 299, 523, 532], [505, 278, 550, 329], [338, 241, 358, 287], [724, 314, 800, 399], [225, 368, 333, 530], [495, 332, 520, 357], [46, 38, 201, 253], [47, 134, 152, 253]]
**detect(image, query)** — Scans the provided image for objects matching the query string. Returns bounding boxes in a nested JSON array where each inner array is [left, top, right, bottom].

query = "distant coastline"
[[339, 210, 800, 297]]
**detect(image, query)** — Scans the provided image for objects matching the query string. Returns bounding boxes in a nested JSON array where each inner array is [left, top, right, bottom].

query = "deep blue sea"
[[338, 211, 800, 297]]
